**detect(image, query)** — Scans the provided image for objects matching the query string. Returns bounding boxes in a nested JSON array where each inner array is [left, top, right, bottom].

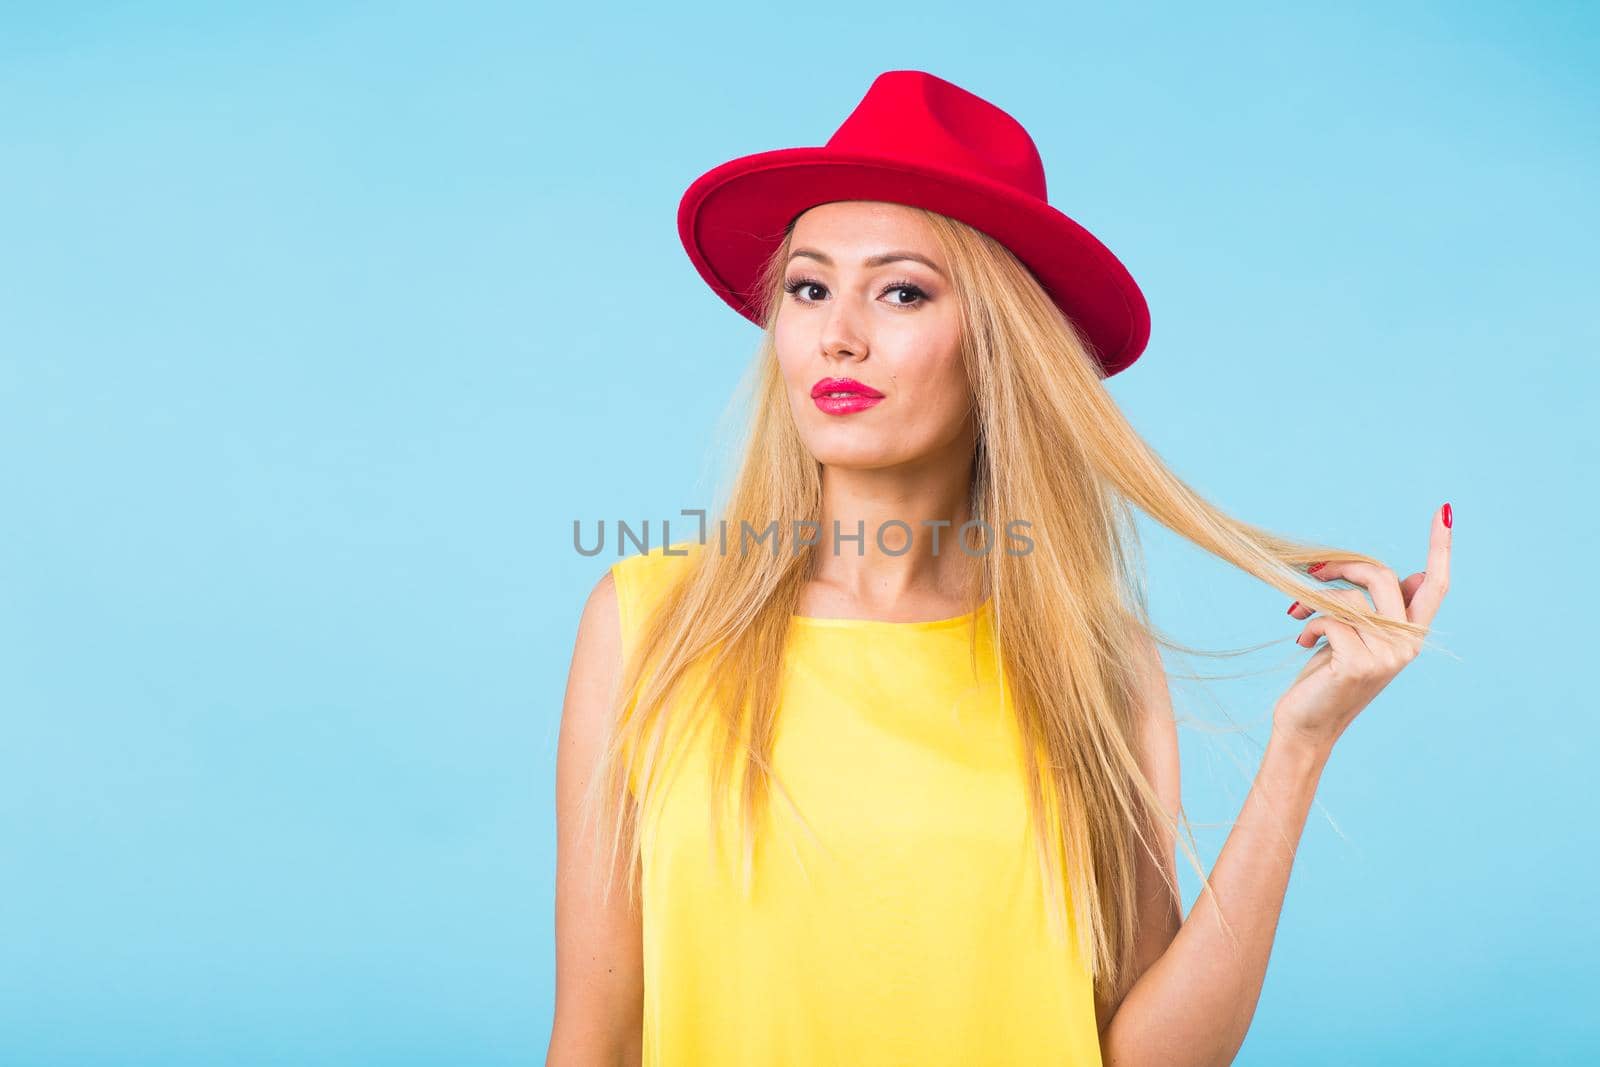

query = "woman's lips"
[[811, 377, 885, 416], [813, 393, 884, 415]]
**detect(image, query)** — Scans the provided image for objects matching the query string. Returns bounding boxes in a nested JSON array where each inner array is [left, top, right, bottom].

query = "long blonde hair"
[[581, 204, 1437, 1007]]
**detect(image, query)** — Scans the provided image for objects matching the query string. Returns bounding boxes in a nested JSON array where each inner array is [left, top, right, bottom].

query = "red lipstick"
[[811, 376, 885, 416]]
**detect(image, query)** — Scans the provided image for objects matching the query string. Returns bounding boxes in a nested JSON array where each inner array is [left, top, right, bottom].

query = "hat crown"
[[824, 70, 1048, 202]]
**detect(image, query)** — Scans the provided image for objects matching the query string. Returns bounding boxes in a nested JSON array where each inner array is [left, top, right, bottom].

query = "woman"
[[551, 70, 1451, 1066]]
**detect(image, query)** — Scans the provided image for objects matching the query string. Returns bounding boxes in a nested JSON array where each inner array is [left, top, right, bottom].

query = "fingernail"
[[1442, 502, 1453, 528], [1287, 601, 1300, 614], [1307, 562, 1326, 573]]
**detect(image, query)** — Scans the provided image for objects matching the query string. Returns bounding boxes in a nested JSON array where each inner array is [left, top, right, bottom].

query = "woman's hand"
[[1274, 503, 1453, 753]]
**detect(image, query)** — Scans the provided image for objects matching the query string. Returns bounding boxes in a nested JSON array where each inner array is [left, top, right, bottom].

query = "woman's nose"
[[820, 301, 868, 361]]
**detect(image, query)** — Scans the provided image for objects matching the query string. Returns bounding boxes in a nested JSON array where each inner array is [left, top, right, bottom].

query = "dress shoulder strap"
[[607, 541, 704, 801], [608, 540, 702, 662]]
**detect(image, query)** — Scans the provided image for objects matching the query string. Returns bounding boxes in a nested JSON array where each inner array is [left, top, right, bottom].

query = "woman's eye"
[[783, 278, 928, 307], [783, 277, 825, 302]]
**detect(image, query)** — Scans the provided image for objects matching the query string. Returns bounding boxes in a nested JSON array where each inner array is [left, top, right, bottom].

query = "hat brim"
[[678, 146, 1151, 376]]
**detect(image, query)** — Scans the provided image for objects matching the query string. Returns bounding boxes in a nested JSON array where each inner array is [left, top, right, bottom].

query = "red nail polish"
[[1287, 601, 1300, 614], [1307, 562, 1326, 573], [1442, 502, 1453, 528]]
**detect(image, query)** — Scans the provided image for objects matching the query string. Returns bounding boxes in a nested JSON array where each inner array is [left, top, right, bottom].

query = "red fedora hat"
[[677, 69, 1151, 377]]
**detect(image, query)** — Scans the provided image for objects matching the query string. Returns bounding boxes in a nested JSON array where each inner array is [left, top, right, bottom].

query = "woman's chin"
[[805, 445, 918, 472]]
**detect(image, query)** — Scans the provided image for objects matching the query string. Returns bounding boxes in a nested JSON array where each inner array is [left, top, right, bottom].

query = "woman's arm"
[[548, 571, 644, 1067], [1098, 724, 1331, 1067], [1101, 511, 1446, 1066]]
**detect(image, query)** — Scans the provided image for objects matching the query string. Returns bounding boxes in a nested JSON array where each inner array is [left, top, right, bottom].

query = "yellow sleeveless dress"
[[609, 542, 1103, 1067]]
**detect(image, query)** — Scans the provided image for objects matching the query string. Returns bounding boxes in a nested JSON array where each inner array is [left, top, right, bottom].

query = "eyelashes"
[[783, 274, 930, 309]]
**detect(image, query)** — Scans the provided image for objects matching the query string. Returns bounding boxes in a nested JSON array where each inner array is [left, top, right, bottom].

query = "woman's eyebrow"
[[788, 248, 947, 279]]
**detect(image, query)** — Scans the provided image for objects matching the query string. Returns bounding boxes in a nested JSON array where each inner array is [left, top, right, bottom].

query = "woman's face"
[[774, 201, 972, 471]]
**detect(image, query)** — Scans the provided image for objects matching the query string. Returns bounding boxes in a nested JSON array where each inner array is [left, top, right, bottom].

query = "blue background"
[[3, 2, 1593, 1063]]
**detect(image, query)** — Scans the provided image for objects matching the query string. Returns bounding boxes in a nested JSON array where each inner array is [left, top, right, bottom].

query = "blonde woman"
[[550, 70, 1452, 1067]]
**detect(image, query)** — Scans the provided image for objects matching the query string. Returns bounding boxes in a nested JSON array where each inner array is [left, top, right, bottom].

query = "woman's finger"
[[1295, 614, 1372, 665], [1405, 503, 1453, 626], [1304, 557, 1407, 620], [1288, 585, 1383, 619], [1288, 587, 1380, 652], [1290, 580, 1425, 619]]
